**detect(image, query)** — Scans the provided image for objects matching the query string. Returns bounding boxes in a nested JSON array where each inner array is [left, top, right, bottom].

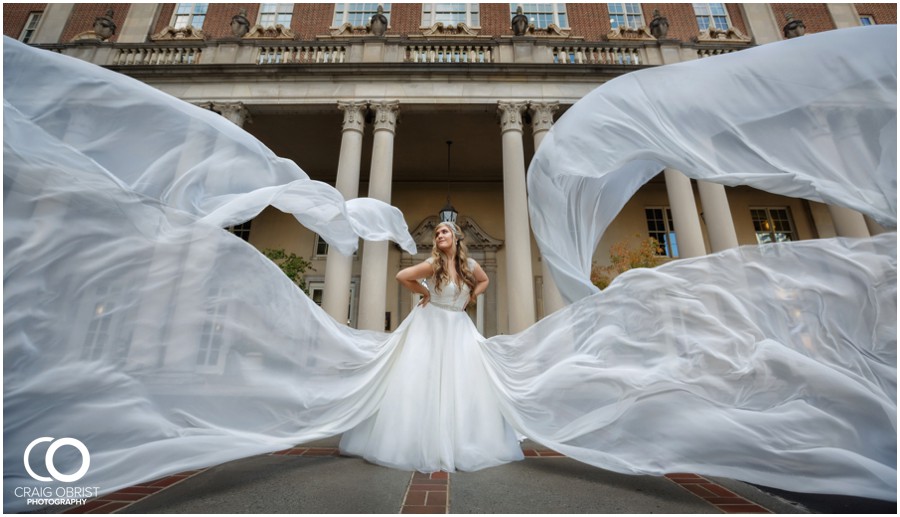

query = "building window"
[[83, 300, 114, 361], [645, 207, 678, 258], [19, 11, 42, 43], [313, 234, 358, 257], [314, 233, 330, 257], [226, 221, 252, 242], [859, 15, 876, 26], [308, 280, 358, 327], [173, 3, 208, 29], [197, 288, 227, 369], [259, 3, 294, 27], [510, 3, 569, 29], [333, 3, 391, 27], [750, 207, 796, 244], [608, 3, 644, 29], [422, 3, 480, 27], [693, 3, 729, 31]]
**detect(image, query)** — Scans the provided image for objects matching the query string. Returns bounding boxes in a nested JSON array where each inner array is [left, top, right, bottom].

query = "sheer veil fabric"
[[3, 25, 896, 513]]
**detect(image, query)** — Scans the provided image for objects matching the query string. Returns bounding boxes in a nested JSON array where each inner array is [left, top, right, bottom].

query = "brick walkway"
[[61, 447, 776, 514]]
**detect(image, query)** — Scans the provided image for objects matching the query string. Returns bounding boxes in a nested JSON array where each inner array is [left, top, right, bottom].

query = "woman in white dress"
[[339, 222, 524, 471]]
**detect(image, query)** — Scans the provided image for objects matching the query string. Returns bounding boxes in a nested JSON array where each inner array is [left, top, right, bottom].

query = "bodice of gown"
[[426, 278, 469, 312]]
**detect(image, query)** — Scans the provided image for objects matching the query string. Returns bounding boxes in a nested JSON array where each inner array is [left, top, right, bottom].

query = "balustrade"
[[405, 44, 494, 63], [113, 46, 202, 65], [257, 45, 346, 64], [696, 47, 739, 58], [552, 45, 642, 65]]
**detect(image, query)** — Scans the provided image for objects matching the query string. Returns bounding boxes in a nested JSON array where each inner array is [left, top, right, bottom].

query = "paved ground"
[[57, 437, 895, 514]]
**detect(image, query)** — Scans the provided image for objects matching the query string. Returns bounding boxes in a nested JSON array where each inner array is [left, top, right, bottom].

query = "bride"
[[339, 222, 524, 471], [3, 25, 896, 511]]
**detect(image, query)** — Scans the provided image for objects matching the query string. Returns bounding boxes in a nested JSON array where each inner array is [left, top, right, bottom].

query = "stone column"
[[118, 4, 160, 43], [739, 3, 782, 44], [498, 101, 536, 333], [30, 3, 75, 44], [864, 216, 889, 236], [529, 101, 566, 316], [663, 168, 706, 258], [214, 102, 251, 127], [828, 205, 870, 238], [357, 101, 399, 331], [322, 101, 367, 324], [697, 182, 739, 252], [482, 253, 499, 338], [827, 4, 863, 28]]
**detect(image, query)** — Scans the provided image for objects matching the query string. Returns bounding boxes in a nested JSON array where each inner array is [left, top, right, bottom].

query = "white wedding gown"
[[3, 25, 896, 512], [340, 263, 524, 472]]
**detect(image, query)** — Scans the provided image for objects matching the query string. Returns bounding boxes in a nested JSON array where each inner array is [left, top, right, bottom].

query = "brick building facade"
[[5, 3, 895, 339]]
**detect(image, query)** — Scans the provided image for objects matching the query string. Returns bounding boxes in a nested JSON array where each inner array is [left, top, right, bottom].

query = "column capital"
[[529, 101, 559, 134], [497, 101, 528, 133], [201, 101, 251, 127], [369, 100, 400, 133], [337, 101, 368, 133]]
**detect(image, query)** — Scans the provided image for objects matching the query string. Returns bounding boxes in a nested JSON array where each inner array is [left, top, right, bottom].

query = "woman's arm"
[[396, 260, 434, 306], [470, 260, 489, 301]]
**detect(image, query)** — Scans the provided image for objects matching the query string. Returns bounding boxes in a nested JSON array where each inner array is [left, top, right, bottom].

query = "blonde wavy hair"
[[431, 222, 477, 302]]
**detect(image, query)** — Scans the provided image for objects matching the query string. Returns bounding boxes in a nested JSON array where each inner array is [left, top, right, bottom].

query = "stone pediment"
[[408, 216, 503, 254], [419, 22, 480, 37], [606, 25, 655, 41], [244, 24, 295, 39], [327, 23, 383, 37], [152, 25, 207, 41], [695, 25, 751, 44]]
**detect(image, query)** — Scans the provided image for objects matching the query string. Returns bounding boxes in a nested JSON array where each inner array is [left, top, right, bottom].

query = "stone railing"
[[113, 46, 203, 65], [695, 47, 741, 59], [38, 39, 688, 68], [404, 43, 496, 64], [256, 44, 347, 64], [552, 44, 643, 65]]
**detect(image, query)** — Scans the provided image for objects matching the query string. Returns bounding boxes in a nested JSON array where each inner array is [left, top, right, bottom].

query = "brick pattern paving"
[[270, 446, 341, 457], [61, 446, 776, 514], [401, 471, 450, 514], [62, 470, 206, 514], [666, 473, 772, 513]]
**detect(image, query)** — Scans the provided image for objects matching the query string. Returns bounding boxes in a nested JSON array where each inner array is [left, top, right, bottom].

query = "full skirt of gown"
[[340, 281, 524, 471]]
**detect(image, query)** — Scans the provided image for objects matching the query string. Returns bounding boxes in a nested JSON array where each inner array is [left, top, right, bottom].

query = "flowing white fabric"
[[529, 25, 897, 302], [3, 25, 896, 513]]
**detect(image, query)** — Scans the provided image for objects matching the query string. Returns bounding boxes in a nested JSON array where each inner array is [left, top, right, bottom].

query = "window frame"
[[421, 3, 481, 27], [693, 3, 730, 31], [226, 221, 252, 242], [608, 3, 645, 30], [859, 15, 876, 26], [645, 206, 679, 258], [172, 3, 209, 30], [258, 3, 294, 27], [332, 3, 392, 28], [750, 207, 797, 245], [19, 11, 43, 43], [510, 3, 569, 29], [314, 233, 358, 258], [308, 279, 359, 327]]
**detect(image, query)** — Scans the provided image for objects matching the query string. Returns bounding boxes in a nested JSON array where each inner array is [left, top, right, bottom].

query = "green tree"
[[591, 236, 664, 290], [262, 248, 314, 294]]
